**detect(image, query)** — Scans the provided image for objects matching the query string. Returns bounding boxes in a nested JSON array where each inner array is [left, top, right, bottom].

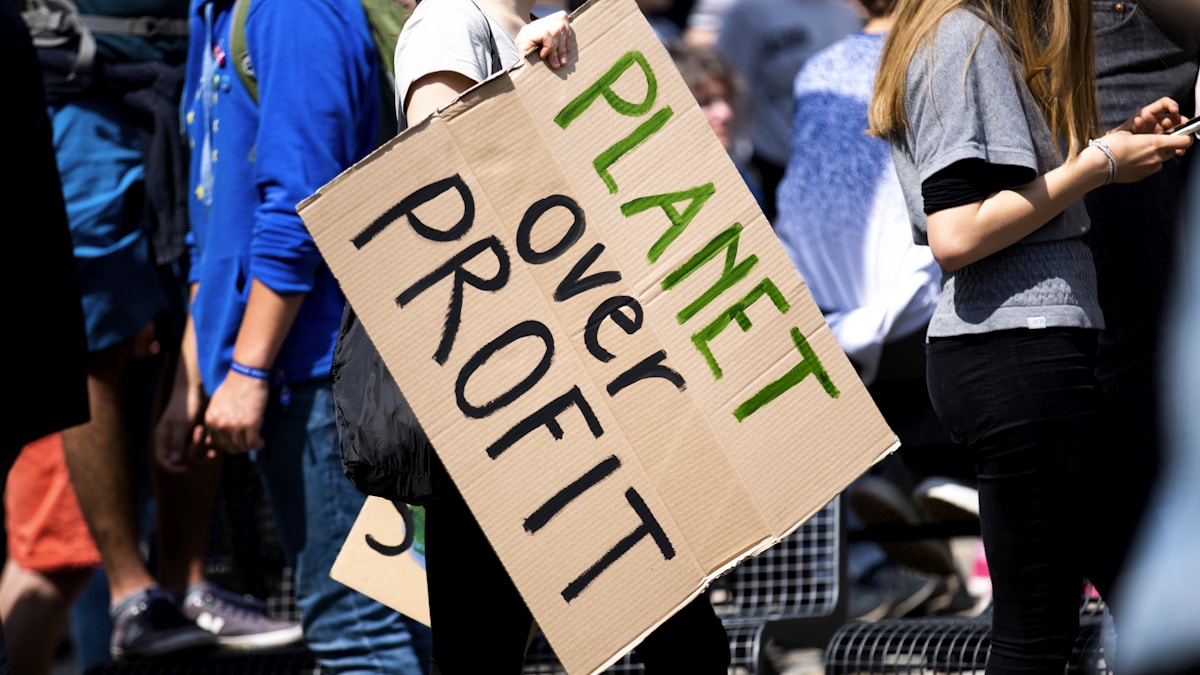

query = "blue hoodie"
[[183, 0, 379, 393]]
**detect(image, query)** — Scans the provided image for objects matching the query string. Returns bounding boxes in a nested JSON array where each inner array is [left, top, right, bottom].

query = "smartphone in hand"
[[1168, 117, 1200, 137]]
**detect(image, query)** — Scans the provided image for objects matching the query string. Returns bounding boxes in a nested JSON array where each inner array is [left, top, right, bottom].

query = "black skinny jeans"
[[927, 328, 1110, 675]]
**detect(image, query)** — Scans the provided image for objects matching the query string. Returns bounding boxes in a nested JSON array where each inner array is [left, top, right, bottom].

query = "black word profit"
[[351, 175, 681, 603]]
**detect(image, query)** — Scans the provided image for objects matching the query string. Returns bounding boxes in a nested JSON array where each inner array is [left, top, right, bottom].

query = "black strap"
[[469, 0, 503, 74], [81, 14, 189, 39]]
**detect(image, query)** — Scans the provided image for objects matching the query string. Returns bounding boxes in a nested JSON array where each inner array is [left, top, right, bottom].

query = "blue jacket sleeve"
[[245, 0, 379, 294]]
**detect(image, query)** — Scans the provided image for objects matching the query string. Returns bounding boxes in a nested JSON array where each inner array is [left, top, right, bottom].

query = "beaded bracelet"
[[1088, 138, 1117, 185]]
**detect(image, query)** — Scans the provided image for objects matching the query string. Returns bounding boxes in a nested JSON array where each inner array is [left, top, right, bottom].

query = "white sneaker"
[[182, 581, 303, 651], [913, 476, 979, 522]]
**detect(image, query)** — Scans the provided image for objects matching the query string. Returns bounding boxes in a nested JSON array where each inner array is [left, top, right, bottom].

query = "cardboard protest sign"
[[332, 497, 430, 627], [302, 0, 897, 670]]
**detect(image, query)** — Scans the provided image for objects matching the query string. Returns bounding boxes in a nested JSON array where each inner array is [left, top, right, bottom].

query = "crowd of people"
[[5, 0, 1199, 673]]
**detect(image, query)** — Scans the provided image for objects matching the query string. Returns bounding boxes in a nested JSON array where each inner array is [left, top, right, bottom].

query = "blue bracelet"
[[230, 360, 272, 380]]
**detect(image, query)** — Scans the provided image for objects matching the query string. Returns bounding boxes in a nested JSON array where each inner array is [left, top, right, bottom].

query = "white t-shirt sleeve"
[[393, 0, 496, 126]]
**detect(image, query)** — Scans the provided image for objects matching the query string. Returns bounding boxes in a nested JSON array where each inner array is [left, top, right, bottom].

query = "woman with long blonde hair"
[[868, 0, 1192, 671]]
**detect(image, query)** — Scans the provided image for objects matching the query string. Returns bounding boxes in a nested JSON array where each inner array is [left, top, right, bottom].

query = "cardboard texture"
[[331, 497, 430, 627], [305, 0, 898, 671]]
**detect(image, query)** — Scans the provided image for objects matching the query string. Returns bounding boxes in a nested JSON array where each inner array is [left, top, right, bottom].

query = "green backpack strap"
[[228, 0, 258, 103], [228, 0, 409, 148], [359, 0, 407, 77]]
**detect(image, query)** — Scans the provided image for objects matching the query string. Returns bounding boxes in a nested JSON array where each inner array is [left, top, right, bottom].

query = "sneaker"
[[922, 571, 984, 617], [848, 580, 891, 622], [850, 476, 957, 576], [110, 585, 218, 660], [182, 581, 303, 651], [860, 562, 944, 619], [912, 476, 980, 522]]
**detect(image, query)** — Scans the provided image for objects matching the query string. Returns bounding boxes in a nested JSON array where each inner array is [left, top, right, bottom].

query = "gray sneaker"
[[110, 585, 218, 660], [182, 581, 303, 651]]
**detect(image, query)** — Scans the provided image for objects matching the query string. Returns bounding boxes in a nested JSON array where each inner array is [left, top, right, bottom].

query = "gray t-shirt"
[[393, 0, 519, 130], [890, 9, 1103, 337]]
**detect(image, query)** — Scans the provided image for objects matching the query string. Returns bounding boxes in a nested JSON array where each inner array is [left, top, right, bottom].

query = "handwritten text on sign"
[[347, 50, 840, 604]]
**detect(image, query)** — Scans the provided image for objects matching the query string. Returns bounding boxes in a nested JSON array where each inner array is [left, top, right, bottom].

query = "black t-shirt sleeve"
[[922, 159, 1038, 215]]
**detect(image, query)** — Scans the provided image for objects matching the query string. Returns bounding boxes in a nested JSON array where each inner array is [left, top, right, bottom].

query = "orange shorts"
[[5, 433, 101, 573]]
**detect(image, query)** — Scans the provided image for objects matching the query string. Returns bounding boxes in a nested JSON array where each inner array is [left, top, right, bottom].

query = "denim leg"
[[1091, 1, 1198, 130], [255, 381, 429, 675], [927, 330, 1097, 675], [1114, 167, 1200, 672], [1084, 0, 1199, 600]]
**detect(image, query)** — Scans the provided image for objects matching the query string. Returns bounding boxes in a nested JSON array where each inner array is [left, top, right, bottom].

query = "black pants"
[[425, 461, 731, 674], [927, 328, 1122, 675]]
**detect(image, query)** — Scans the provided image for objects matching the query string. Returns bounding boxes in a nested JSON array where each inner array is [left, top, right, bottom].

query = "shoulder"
[[928, 9, 1012, 66], [406, 0, 490, 31], [244, 0, 370, 34], [910, 9, 1017, 89], [398, 0, 492, 57]]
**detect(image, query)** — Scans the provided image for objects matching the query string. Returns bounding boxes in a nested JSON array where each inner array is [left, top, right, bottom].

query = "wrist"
[[1086, 139, 1117, 186], [230, 359, 272, 380]]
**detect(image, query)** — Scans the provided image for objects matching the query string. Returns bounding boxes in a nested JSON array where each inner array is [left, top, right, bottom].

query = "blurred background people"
[[1079, 0, 1199, 607], [715, 0, 863, 221], [771, 0, 975, 621], [1114, 101, 1200, 675], [666, 41, 763, 208], [18, 0, 303, 662], [1, 434, 100, 675]]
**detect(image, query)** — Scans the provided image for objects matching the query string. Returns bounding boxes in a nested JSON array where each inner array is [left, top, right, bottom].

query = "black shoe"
[[856, 562, 944, 619], [110, 586, 218, 660]]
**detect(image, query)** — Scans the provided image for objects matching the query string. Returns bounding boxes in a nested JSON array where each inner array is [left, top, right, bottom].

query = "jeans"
[[254, 381, 431, 675], [1113, 162, 1200, 674], [1084, 1, 1199, 592], [927, 328, 1100, 675]]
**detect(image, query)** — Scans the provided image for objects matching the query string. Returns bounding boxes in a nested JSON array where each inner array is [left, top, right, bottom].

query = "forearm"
[[231, 278, 306, 371], [926, 146, 1110, 271], [181, 283, 201, 387]]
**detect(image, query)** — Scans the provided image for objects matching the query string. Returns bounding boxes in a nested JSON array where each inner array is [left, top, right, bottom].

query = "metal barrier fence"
[[523, 497, 847, 674]]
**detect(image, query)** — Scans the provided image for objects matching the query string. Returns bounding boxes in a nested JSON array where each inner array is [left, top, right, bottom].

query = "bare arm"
[[928, 100, 1193, 271], [403, 10, 572, 123], [405, 70, 479, 125], [153, 283, 208, 472], [202, 279, 304, 454]]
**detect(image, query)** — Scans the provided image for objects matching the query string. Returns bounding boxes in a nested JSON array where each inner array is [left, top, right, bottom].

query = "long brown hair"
[[868, 0, 1099, 159]]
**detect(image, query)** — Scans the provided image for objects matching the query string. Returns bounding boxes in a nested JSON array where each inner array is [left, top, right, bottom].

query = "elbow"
[[926, 216, 981, 272], [926, 204, 988, 272], [928, 239, 971, 273]]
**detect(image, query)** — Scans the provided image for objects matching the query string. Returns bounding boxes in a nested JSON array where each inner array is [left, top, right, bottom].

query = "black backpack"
[[19, 0, 188, 79], [332, 305, 442, 504]]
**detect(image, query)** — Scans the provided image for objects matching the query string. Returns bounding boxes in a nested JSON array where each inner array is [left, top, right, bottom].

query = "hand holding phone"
[[1169, 117, 1200, 137]]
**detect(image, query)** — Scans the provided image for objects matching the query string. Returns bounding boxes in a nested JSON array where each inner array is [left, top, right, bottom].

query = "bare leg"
[[61, 340, 156, 605], [0, 559, 93, 675], [153, 456, 222, 594], [148, 345, 223, 594]]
